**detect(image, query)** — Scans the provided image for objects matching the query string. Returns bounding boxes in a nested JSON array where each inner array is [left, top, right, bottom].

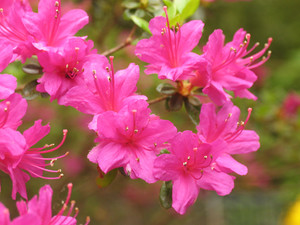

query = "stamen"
[[0, 101, 10, 128], [109, 56, 115, 110]]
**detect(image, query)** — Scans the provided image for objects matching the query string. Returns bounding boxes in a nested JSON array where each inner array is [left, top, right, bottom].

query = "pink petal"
[[172, 176, 199, 215], [23, 120, 50, 147], [216, 154, 248, 175], [0, 74, 17, 99], [227, 130, 260, 154]]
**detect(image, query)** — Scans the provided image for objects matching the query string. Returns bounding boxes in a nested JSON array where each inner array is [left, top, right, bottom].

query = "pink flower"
[[88, 99, 177, 183], [36, 37, 96, 101], [135, 7, 206, 81], [191, 29, 272, 105], [0, 74, 17, 99], [197, 102, 260, 176], [0, 119, 68, 199], [22, 0, 88, 51], [0, 0, 35, 63], [0, 184, 90, 225], [60, 56, 146, 128], [282, 92, 300, 117], [0, 93, 27, 130], [153, 131, 234, 214]]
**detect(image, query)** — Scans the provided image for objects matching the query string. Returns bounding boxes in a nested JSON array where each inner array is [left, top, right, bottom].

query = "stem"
[[101, 26, 136, 57], [148, 95, 169, 105]]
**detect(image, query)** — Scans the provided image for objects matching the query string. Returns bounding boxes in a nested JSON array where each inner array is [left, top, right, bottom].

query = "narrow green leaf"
[[178, 0, 200, 21], [96, 169, 118, 188], [184, 98, 201, 125], [159, 181, 173, 209], [156, 83, 177, 95], [130, 15, 151, 33]]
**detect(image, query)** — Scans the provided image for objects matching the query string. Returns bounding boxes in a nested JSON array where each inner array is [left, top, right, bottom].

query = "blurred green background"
[[1, 0, 300, 224]]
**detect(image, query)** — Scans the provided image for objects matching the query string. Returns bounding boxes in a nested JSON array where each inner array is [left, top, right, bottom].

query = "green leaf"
[[163, 0, 177, 24], [96, 168, 118, 188], [160, 181, 173, 209], [184, 98, 201, 125], [175, 0, 200, 21], [156, 83, 177, 95], [130, 15, 151, 33], [122, 1, 140, 9], [167, 93, 183, 111]]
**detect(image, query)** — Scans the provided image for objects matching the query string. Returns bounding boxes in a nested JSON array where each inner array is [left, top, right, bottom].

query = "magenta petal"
[[50, 216, 76, 225], [227, 130, 260, 154], [129, 149, 157, 183], [172, 176, 199, 215], [0, 44, 13, 72], [216, 154, 248, 175], [8, 167, 30, 200], [153, 154, 180, 181], [23, 120, 50, 147], [203, 81, 231, 106], [0, 74, 17, 99], [11, 214, 41, 225], [148, 16, 166, 35], [179, 20, 204, 53], [57, 9, 89, 40], [0, 203, 10, 225], [88, 142, 129, 173], [197, 169, 235, 196]]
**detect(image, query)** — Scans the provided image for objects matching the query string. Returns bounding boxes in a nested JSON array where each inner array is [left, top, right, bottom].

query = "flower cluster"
[[0, 183, 90, 225], [0, 74, 67, 200], [0, 0, 271, 218]]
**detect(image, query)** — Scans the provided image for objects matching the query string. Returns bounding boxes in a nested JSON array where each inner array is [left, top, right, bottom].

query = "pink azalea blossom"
[[60, 56, 146, 129], [153, 131, 234, 214], [0, 93, 27, 130], [87, 99, 177, 183], [0, 184, 90, 225], [0, 0, 35, 63], [197, 102, 260, 176], [0, 74, 17, 99], [22, 0, 89, 51], [36, 37, 96, 101], [191, 29, 272, 105], [135, 7, 206, 81], [0, 119, 68, 199], [281, 92, 300, 117]]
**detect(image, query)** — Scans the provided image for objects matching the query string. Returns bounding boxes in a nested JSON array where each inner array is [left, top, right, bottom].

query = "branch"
[[148, 95, 169, 105], [101, 26, 137, 57]]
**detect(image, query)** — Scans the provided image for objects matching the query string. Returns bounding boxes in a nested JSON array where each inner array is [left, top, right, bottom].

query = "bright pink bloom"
[[36, 37, 96, 101], [60, 56, 146, 128], [23, 0, 88, 51], [88, 100, 177, 183], [0, 184, 90, 225], [191, 29, 272, 105], [153, 131, 234, 214], [197, 102, 260, 176], [0, 93, 27, 130], [135, 7, 206, 81], [0, 0, 35, 63], [282, 92, 300, 117], [0, 74, 17, 99], [0, 119, 68, 199]]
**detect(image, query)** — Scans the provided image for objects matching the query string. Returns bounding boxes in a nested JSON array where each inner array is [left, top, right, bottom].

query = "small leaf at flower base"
[[122, 1, 140, 9], [96, 168, 118, 188], [159, 148, 170, 155], [22, 64, 43, 75], [184, 98, 201, 125], [130, 15, 151, 34], [188, 95, 202, 106], [156, 83, 176, 95], [166, 93, 183, 111], [159, 181, 173, 209], [22, 79, 40, 100]]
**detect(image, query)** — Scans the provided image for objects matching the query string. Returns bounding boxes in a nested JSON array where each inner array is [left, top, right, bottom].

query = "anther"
[[75, 47, 79, 51], [59, 173, 64, 178], [0, 8, 3, 13], [132, 109, 137, 113], [92, 70, 96, 75], [204, 155, 208, 159], [134, 129, 138, 133], [125, 126, 129, 131], [136, 158, 139, 162], [154, 143, 157, 147], [187, 156, 191, 160], [107, 76, 111, 82], [183, 162, 187, 166], [55, 1, 59, 7], [105, 67, 110, 72], [193, 147, 198, 152]]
